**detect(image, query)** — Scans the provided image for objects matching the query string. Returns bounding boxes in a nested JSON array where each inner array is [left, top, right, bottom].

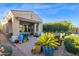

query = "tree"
[[67, 25, 78, 35]]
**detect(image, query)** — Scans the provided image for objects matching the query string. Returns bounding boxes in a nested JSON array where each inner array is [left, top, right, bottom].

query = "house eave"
[[16, 17, 42, 23]]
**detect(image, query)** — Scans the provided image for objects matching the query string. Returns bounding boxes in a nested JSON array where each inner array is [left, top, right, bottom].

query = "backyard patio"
[[0, 32, 76, 56]]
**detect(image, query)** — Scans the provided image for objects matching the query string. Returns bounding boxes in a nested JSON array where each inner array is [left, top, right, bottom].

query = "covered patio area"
[[2, 10, 43, 37]]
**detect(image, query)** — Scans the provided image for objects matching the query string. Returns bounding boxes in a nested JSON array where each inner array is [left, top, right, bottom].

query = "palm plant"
[[36, 33, 59, 47]]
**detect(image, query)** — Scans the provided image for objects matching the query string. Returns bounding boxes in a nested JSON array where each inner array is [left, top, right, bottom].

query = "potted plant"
[[36, 33, 59, 56], [15, 40, 19, 44], [22, 38, 27, 43]]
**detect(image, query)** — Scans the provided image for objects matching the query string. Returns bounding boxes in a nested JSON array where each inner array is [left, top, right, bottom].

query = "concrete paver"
[[16, 36, 43, 56]]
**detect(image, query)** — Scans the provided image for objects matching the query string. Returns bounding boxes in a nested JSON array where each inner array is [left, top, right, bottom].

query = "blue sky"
[[0, 3, 79, 26]]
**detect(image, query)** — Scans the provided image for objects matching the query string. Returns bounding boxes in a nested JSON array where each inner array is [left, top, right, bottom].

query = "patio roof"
[[10, 10, 42, 23], [16, 17, 42, 23]]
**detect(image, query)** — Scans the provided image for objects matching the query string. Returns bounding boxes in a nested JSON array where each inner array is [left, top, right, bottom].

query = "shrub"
[[22, 39, 27, 43], [3, 45, 12, 56], [31, 45, 41, 54], [64, 35, 79, 55]]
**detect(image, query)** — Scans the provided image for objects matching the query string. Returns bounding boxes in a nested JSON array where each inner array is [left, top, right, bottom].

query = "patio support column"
[[38, 23, 43, 33], [3, 20, 8, 34], [34, 23, 37, 34], [27, 24, 28, 32], [12, 16, 19, 36]]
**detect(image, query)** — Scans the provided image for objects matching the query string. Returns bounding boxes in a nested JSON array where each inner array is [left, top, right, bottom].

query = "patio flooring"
[[15, 36, 74, 56], [53, 42, 74, 56], [16, 36, 43, 56]]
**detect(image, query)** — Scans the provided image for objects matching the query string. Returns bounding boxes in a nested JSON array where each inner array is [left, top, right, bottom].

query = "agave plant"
[[36, 33, 59, 47]]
